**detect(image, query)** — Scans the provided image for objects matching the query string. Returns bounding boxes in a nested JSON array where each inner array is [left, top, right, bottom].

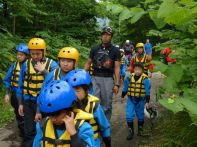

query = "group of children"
[[119, 42, 152, 140], [4, 38, 155, 146], [3, 38, 110, 147]]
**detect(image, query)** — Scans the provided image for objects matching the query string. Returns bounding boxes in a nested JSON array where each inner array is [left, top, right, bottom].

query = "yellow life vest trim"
[[89, 64, 94, 75], [134, 54, 148, 74], [121, 55, 126, 65], [42, 119, 71, 147], [11, 61, 20, 87], [54, 68, 61, 80], [127, 73, 147, 97], [23, 58, 52, 97], [84, 95, 100, 139]]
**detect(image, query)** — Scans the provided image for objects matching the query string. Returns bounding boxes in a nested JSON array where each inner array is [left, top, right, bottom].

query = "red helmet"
[[164, 47, 171, 54]]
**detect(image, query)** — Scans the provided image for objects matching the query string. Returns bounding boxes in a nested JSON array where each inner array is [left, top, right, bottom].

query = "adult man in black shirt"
[[84, 27, 121, 120]]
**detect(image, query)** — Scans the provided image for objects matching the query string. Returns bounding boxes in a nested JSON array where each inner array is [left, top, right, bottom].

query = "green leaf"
[[157, 0, 178, 18], [159, 98, 197, 123], [180, 0, 197, 8], [130, 7, 146, 24], [111, 4, 124, 14], [149, 10, 166, 29], [152, 60, 168, 73], [165, 8, 196, 26], [148, 29, 163, 37], [119, 9, 132, 21]]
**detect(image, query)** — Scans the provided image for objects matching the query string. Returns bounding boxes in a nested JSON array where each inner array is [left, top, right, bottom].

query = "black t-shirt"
[[89, 43, 121, 77]]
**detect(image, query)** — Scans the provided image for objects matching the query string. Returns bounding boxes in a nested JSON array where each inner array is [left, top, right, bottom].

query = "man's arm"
[[114, 60, 120, 85]]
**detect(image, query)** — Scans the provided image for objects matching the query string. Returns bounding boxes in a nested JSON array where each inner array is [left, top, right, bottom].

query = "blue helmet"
[[16, 43, 29, 55], [68, 69, 91, 87], [64, 69, 83, 83], [38, 80, 77, 113]]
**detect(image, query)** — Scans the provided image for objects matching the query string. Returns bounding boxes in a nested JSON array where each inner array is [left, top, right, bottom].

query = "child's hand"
[[4, 94, 10, 104], [18, 105, 24, 116], [62, 112, 77, 136], [35, 62, 45, 72], [34, 113, 42, 122]]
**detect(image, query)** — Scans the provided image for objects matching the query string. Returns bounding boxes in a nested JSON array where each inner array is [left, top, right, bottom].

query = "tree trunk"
[[3, 0, 8, 18], [13, 16, 16, 34]]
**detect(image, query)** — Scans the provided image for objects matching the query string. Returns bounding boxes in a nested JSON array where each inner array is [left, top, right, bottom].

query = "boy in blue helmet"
[[3, 43, 29, 138], [33, 80, 95, 147], [121, 62, 150, 140], [67, 69, 111, 147], [17, 38, 59, 147], [42, 47, 79, 87]]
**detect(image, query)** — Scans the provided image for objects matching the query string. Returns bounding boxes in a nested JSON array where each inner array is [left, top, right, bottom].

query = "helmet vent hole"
[[32, 43, 34, 45], [47, 103, 52, 107], [66, 80, 68, 82], [50, 89, 53, 93], [63, 50, 65, 52], [50, 84, 53, 87], [73, 78, 76, 81], [56, 86, 60, 89], [36, 43, 38, 45], [68, 51, 70, 53]]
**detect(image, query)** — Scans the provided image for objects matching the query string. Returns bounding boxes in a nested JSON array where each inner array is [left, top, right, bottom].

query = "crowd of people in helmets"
[[3, 26, 173, 147]]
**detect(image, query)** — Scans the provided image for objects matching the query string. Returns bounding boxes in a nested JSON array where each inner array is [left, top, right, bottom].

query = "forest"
[[0, 0, 196, 146]]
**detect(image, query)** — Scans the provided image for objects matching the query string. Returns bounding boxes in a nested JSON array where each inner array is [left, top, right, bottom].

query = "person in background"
[[129, 43, 153, 76], [67, 69, 111, 147], [42, 47, 79, 86], [121, 62, 151, 140], [17, 38, 58, 147], [123, 40, 135, 62], [144, 39, 152, 56], [160, 47, 176, 65], [120, 49, 129, 82], [3, 44, 29, 140], [84, 26, 121, 120]]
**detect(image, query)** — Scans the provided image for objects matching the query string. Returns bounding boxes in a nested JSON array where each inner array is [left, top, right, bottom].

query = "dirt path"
[[0, 72, 164, 147]]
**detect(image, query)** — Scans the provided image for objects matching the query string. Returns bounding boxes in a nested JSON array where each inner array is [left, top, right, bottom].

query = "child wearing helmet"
[[120, 49, 129, 81], [3, 43, 29, 139], [121, 62, 151, 140], [16, 38, 59, 147], [67, 69, 111, 147], [160, 47, 176, 65], [33, 80, 95, 147], [42, 47, 79, 87], [130, 43, 153, 76]]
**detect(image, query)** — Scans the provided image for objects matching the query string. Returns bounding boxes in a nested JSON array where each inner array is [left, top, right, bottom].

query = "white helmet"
[[144, 107, 158, 119], [126, 40, 130, 44], [115, 45, 120, 48], [120, 49, 124, 53]]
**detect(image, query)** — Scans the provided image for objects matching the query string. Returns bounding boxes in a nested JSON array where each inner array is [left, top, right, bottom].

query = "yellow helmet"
[[58, 47, 79, 64], [28, 38, 46, 55], [136, 43, 144, 48]]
